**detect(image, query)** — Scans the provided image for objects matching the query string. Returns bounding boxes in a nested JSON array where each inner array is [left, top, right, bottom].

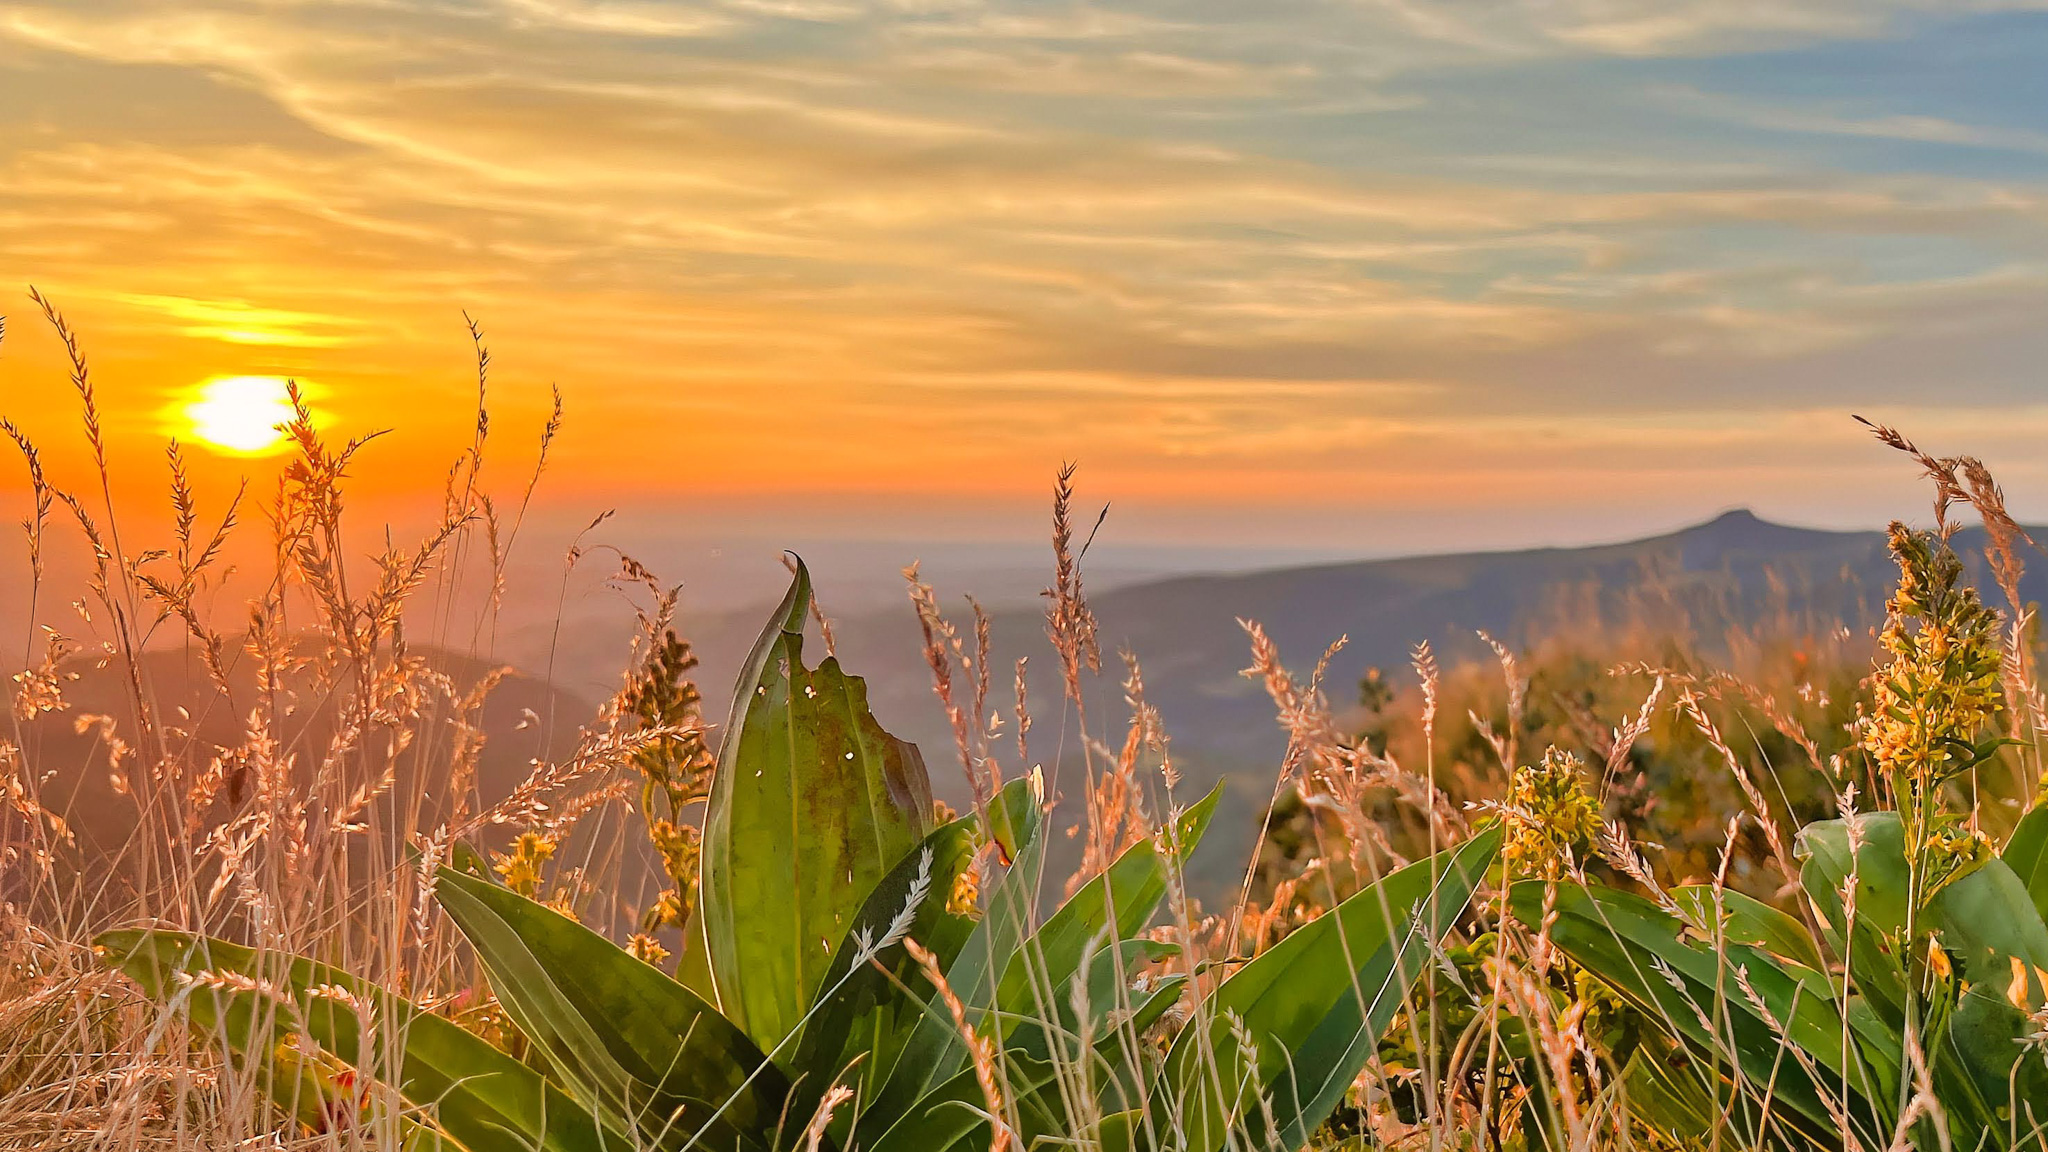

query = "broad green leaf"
[[861, 937, 1182, 1152], [1949, 981, 2048, 1125], [1004, 931, 1189, 1133], [856, 778, 1044, 1148], [1618, 1034, 1717, 1146], [875, 781, 1218, 1146], [864, 1053, 1059, 1152], [1525, 878, 1893, 1147], [1095, 1109, 1143, 1152], [1798, 808, 2048, 1142], [993, 784, 1221, 1045], [1671, 884, 1828, 973], [96, 930, 474, 1150], [1797, 812, 1912, 940], [785, 788, 998, 1125], [677, 898, 718, 1002], [864, 1044, 1136, 1152], [433, 864, 783, 1151], [2003, 804, 2048, 923], [699, 560, 935, 1053], [1922, 848, 2048, 1133], [1158, 826, 1500, 1152], [1927, 854, 2048, 1011], [1003, 937, 1181, 1065], [448, 839, 495, 882]]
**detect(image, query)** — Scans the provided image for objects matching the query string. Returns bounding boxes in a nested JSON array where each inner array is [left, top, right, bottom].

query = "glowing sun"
[[185, 376, 299, 454]]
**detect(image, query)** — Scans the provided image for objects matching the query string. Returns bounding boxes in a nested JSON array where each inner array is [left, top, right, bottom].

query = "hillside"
[[32, 510, 2036, 903], [669, 509, 2037, 895]]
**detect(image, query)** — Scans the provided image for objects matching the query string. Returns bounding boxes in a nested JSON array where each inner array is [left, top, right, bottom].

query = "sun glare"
[[185, 375, 299, 455]]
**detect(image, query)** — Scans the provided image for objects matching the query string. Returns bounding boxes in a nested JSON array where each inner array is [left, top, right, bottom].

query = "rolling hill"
[[25, 509, 2037, 907], [670, 509, 2037, 895]]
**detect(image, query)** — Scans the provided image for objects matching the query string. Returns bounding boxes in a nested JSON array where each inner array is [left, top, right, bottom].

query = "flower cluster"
[[641, 819, 700, 931], [492, 831, 558, 899], [622, 626, 718, 937], [1863, 524, 2003, 891], [1864, 523, 2005, 792], [627, 933, 671, 966], [1501, 747, 1602, 880]]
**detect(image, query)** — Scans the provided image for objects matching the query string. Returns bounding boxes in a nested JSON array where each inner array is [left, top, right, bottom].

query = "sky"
[[3, 0, 2048, 565]]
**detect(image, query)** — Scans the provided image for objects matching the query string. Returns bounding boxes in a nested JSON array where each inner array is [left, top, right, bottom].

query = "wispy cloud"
[[1657, 84, 2048, 155], [115, 293, 364, 347], [4, 0, 2048, 545]]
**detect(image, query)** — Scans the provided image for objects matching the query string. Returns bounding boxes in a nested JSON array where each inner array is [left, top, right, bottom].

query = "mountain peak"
[[1704, 507, 1766, 528], [1675, 506, 1819, 566]]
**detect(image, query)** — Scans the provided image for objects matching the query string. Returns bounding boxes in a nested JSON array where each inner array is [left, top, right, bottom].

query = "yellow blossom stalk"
[[1864, 523, 2004, 899], [1501, 748, 1602, 881]]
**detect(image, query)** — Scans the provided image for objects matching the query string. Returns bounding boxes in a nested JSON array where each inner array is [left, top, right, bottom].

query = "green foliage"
[[699, 563, 937, 1053], [1536, 525, 2048, 1151], [95, 928, 620, 1150], [1518, 877, 1891, 1149], [1160, 826, 1500, 1150], [433, 862, 786, 1150], [103, 561, 1494, 1151]]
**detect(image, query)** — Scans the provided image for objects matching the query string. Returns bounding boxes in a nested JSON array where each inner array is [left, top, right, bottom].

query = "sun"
[[184, 376, 300, 455]]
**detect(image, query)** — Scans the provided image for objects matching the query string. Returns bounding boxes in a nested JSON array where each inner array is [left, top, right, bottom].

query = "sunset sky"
[[4, 1, 2048, 561]]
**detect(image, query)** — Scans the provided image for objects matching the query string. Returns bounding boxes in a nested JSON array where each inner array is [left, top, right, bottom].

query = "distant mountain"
[[26, 511, 2037, 908], [669, 510, 2040, 896], [17, 643, 595, 863], [686, 510, 1895, 765]]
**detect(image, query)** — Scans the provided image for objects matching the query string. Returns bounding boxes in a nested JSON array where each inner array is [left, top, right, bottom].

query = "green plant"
[[97, 562, 1500, 1151], [1525, 524, 2048, 1151]]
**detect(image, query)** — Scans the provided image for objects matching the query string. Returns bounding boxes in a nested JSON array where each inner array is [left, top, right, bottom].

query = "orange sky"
[[6, 2, 2048, 555]]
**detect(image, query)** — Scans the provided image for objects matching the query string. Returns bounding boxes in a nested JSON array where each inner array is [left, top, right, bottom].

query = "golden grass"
[[5, 291, 2048, 1150]]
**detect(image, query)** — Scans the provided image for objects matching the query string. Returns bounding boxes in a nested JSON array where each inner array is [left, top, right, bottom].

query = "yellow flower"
[[1501, 747, 1602, 880], [628, 933, 672, 966], [1862, 524, 2005, 894], [947, 860, 982, 918], [1864, 524, 2004, 795], [544, 890, 581, 922], [647, 818, 700, 893], [492, 831, 557, 899], [642, 886, 689, 932]]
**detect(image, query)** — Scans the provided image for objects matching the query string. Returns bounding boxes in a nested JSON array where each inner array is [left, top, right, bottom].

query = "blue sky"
[[2, 0, 2047, 555]]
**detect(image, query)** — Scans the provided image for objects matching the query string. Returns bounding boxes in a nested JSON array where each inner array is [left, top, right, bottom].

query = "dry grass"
[[0, 299, 665, 1148], [5, 295, 2048, 1150]]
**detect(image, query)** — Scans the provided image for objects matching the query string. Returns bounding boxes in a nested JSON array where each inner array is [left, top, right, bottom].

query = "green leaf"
[[2003, 804, 2048, 926], [785, 788, 996, 1122], [96, 930, 506, 1151], [699, 559, 936, 1053], [1928, 854, 2048, 1011], [1797, 809, 2048, 1142], [447, 840, 495, 883], [1617, 1033, 1718, 1146], [433, 864, 783, 1150], [1921, 849, 2048, 1130], [1948, 981, 2048, 1128], [1797, 812, 1913, 940], [856, 778, 1045, 1148], [1524, 878, 1893, 1147], [1003, 937, 1181, 1065], [993, 784, 1221, 1046], [1671, 884, 1828, 973], [863, 1053, 1060, 1152], [1095, 1109, 1144, 1152], [1158, 826, 1500, 1152]]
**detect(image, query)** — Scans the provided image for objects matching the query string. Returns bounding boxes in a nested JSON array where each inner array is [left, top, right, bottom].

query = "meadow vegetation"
[[5, 297, 2048, 1150]]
